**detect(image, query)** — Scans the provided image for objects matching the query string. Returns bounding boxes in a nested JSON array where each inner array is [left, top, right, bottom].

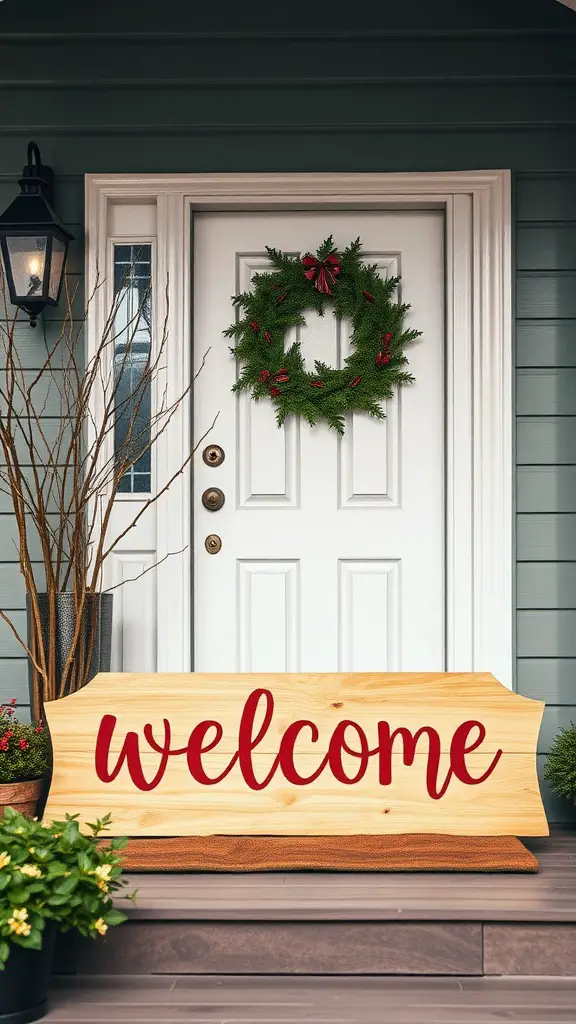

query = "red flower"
[[35, 726, 44, 733], [249, 320, 260, 333], [3, 731, 13, 740], [19, 739, 28, 751], [264, 331, 271, 343], [349, 376, 363, 388], [311, 380, 325, 388], [270, 386, 281, 398], [258, 369, 271, 382], [9, 698, 16, 705], [0, 739, 7, 752], [362, 290, 375, 303]]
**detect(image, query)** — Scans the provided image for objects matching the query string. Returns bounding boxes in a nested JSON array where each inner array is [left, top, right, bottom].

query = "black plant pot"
[[26, 592, 113, 708], [0, 926, 56, 1024]]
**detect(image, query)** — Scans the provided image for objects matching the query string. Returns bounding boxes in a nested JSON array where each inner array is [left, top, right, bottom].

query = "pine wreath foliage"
[[544, 724, 576, 801], [224, 236, 421, 434]]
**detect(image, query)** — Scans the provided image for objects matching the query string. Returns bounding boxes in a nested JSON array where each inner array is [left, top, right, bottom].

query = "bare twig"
[[0, 261, 215, 709]]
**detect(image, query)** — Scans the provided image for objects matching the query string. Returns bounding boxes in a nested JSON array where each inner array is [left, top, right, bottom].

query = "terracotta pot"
[[0, 778, 43, 818]]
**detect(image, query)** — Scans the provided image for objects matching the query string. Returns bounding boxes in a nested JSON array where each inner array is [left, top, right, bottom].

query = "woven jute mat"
[[116, 834, 538, 872]]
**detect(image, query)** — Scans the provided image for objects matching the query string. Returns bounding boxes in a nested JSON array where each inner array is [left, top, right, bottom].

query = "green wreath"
[[224, 236, 421, 434]]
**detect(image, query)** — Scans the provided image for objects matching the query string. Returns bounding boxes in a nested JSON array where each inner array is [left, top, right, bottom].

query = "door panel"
[[193, 211, 445, 672]]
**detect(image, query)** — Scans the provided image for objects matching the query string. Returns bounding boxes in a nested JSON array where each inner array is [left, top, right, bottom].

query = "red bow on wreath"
[[302, 251, 341, 294]]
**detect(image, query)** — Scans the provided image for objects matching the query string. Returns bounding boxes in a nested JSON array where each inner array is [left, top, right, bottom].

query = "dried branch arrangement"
[[0, 268, 215, 716]]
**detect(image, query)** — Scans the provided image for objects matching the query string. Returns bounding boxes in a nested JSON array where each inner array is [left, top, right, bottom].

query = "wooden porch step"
[[47, 975, 576, 1022], [55, 832, 576, 976]]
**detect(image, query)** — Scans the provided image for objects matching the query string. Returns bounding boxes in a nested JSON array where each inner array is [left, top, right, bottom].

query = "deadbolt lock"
[[202, 487, 225, 512], [205, 534, 222, 554], [202, 444, 225, 467]]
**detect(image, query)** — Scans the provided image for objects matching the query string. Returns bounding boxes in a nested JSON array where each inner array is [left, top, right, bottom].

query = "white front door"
[[193, 211, 445, 673]]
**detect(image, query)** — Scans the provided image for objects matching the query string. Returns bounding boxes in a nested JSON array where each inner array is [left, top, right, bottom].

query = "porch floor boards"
[[118, 831, 576, 923], [46, 975, 576, 1022]]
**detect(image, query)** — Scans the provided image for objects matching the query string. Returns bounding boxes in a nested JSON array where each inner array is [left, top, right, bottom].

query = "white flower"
[[18, 864, 43, 879]]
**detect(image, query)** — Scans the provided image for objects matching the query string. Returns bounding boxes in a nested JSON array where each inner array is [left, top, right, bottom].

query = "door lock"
[[202, 444, 225, 467], [201, 487, 225, 512], [205, 534, 222, 554]]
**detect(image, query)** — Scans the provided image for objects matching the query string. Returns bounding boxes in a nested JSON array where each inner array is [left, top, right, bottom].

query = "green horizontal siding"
[[517, 321, 576, 367], [517, 225, 576, 271], [517, 467, 576, 513], [517, 369, 576, 416], [516, 176, 576, 223], [517, 563, 576, 609], [518, 659, 576, 704], [517, 514, 576, 561], [516, 171, 576, 825], [517, 272, 576, 319], [0, 660, 28, 706], [517, 417, 576, 464], [0, 612, 27, 658]]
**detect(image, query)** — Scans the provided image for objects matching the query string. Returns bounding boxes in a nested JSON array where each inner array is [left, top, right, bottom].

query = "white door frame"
[[85, 170, 513, 687]]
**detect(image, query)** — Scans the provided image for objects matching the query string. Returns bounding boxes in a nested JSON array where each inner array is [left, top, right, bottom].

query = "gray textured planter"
[[26, 592, 113, 704]]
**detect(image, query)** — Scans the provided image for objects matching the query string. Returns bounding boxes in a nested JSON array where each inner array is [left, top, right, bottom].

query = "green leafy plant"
[[544, 724, 576, 801], [0, 700, 50, 784], [0, 808, 132, 968]]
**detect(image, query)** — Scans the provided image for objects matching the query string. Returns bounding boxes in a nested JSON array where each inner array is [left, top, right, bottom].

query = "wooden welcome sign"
[[43, 672, 549, 837]]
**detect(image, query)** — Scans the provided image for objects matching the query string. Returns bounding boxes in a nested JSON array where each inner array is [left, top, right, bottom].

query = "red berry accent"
[[264, 331, 271, 343], [275, 374, 290, 383], [9, 698, 16, 705], [35, 726, 44, 733], [362, 290, 375, 303], [384, 332, 393, 343], [270, 386, 281, 398], [311, 380, 325, 388], [249, 320, 259, 333], [349, 376, 362, 388], [276, 292, 287, 303], [19, 738, 28, 750], [258, 370, 271, 382]]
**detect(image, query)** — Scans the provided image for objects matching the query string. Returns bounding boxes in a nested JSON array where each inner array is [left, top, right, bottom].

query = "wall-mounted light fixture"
[[0, 142, 74, 327]]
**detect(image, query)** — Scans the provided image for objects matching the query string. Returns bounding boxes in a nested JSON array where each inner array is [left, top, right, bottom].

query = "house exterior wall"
[[0, 0, 574, 822]]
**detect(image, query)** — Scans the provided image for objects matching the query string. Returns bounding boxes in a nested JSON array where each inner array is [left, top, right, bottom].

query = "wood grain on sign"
[[42, 673, 549, 837]]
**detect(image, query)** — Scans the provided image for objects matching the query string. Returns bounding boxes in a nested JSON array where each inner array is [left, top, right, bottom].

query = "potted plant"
[[0, 262, 216, 720], [0, 807, 131, 1023], [0, 701, 50, 818], [544, 724, 576, 803]]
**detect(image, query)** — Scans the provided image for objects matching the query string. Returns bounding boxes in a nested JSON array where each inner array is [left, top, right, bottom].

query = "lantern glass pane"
[[48, 236, 66, 301], [6, 235, 47, 299], [113, 244, 152, 494]]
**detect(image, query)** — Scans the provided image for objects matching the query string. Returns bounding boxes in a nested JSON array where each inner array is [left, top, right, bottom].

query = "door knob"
[[205, 534, 222, 554], [202, 487, 225, 512]]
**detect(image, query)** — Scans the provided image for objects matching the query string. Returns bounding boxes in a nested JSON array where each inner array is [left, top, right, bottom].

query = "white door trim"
[[85, 170, 513, 687]]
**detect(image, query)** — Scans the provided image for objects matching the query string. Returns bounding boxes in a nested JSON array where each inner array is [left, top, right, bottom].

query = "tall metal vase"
[[26, 592, 113, 710]]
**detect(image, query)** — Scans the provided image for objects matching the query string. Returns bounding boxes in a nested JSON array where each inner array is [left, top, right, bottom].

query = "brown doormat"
[[117, 834, 538, 873]]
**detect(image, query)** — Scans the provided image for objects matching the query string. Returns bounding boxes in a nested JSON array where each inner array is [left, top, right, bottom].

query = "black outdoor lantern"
[[0, 142, 74, 327]]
